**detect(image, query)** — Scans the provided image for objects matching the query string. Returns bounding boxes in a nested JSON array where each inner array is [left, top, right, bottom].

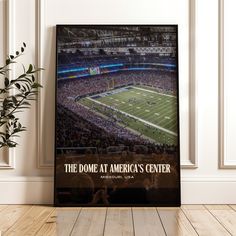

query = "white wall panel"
[[219, 0, 236, 168]]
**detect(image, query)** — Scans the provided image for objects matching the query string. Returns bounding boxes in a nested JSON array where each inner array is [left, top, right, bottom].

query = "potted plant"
[[0, 43, 42, 148]]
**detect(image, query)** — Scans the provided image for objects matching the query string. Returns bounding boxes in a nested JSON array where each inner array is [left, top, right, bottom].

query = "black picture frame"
[[54, 25, 181, 207]]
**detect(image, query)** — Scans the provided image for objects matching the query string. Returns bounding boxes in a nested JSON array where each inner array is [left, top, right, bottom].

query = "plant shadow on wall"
[[0, 43, 43, 149]]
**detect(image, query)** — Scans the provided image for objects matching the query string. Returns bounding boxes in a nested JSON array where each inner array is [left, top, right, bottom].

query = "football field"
[[78, 86, 178, 145]]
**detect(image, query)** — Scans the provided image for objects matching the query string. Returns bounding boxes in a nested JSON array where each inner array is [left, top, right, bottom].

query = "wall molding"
[[35, 0, 197, 169], [0, 147, 14, 169], [36, 0, 53, 169], [36, 0, 45, 168], [219, 0, 236, 169], [0, 0, 15, 169], [1, 176, 236, 204], [181, 0, 198, 168]]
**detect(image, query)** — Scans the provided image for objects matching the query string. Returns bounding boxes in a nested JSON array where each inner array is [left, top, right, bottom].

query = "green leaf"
[[7, 142, 17, 148], [32, 82, 43, 88], [8, 114, 15, 119], [22, 101, 30, 106], [21, 85, 27, 92], [15, 83, 21, 89], [26, 64, 33, 73], [4, 77, 9, 87], [24, 91, 30, 96], [12, 96, 17, 105], [3, 98, 8, 108], [18, 73, 27, 79], [6, 59, 10, 65]]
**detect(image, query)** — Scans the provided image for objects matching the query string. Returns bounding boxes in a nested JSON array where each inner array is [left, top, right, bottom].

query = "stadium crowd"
[[57, 100, 164, 152], [57, 70, 176, 105]]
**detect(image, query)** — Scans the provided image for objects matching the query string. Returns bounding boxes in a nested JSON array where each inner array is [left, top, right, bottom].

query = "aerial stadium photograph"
[[54, 25, 180, 206]]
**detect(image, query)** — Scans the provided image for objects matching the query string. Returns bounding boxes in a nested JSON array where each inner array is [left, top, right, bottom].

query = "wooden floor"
[[0, 205, 236, 235]]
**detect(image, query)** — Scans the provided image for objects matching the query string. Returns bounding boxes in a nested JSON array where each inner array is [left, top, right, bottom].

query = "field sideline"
[[78, 85, 178, 145]]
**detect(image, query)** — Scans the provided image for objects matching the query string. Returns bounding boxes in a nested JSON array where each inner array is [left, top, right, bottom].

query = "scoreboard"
[[89, 67, 100, 75]]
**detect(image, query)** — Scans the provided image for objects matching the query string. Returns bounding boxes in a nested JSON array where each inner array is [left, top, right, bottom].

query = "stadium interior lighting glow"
[[133, 63, 176, 68], [58, 67, 88, 74], [161, 63, 176, 68], [99, 63, 123, 68], [103, 69, 119, 73], [58, 63, 175, 75], [59, 64, 176, 80], [61, 73, 90, 80], [126, 68, 152, 71]]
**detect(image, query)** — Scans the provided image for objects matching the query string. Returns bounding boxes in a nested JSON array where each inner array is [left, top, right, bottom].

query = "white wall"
[[0, 0, 236, 204]]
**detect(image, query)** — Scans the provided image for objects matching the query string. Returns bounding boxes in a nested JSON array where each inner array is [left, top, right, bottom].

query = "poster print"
[[55, 25, 180, 206]]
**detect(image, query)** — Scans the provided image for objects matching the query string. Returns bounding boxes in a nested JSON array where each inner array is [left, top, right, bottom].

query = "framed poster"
[[55, 25, 180, 206]]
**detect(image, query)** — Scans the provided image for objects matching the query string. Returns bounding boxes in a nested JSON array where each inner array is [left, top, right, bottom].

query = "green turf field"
[[78, 86, 178, 145]]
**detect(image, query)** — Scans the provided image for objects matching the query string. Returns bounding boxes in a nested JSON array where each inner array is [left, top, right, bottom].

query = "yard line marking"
[[165, 116, 171, 119], [115, 99, 119, 102], [150, 96, 154, 98], [145, 110, 150, 112], [137, 107, 141, 109], [88, 97, 177, 136], [136, 92, 140, 95], [121, 101, 126, 104], [132, 86, 176, 98], [109, 97, 113, 99], [129, 104, 133, 106], [155, 113, 160, 116]]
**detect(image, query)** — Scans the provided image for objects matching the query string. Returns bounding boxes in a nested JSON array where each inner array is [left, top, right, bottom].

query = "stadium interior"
[[57, 26, 178, 151], [55, 26, 180, 205]]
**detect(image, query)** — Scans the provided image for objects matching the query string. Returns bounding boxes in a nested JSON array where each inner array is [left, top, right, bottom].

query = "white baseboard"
[[181, 176, 236, 204], [0, 177, 53, 204], [0, 176, 236, 204]]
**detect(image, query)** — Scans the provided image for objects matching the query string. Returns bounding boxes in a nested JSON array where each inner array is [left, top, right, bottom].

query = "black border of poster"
[[54, 25, 181, 207]]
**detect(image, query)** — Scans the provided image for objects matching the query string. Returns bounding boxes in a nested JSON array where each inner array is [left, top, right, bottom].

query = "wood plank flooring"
[[0, 205, 236, 235]]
